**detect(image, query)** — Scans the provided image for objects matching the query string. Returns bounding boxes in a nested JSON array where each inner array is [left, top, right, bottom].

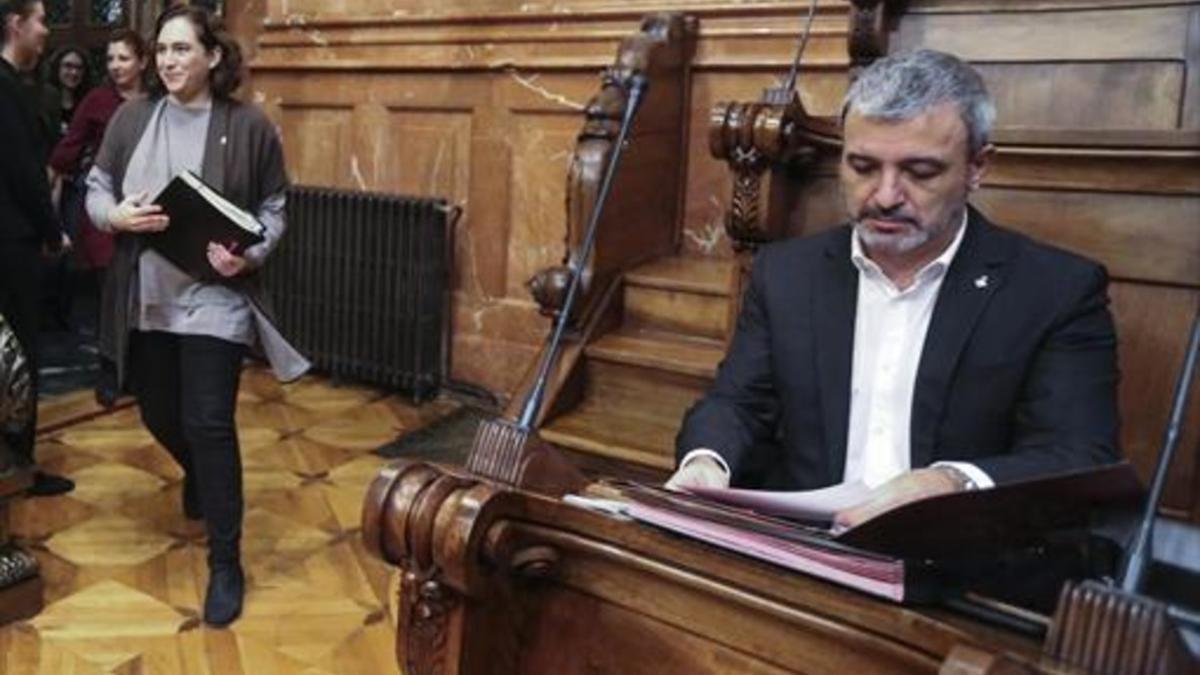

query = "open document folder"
[[572, 463, 1142, 604], [686, 480, 874, 523]]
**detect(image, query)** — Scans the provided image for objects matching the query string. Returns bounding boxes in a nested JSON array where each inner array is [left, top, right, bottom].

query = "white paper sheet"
[[684, 481, 874, 521]]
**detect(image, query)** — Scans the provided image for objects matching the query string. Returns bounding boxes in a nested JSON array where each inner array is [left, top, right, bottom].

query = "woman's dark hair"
[[46, 45, 94, 94], [108, 27, 148, 62], [149, 5, 243, 99]]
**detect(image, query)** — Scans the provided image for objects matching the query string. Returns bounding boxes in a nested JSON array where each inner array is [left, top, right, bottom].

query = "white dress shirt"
[[845, 213, 991, 488], [684, 212, 993, 490]]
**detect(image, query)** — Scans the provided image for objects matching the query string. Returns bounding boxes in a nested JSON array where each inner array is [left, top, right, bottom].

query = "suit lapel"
[[909, 209, 1012, 468], [814, 228, 858, 483]]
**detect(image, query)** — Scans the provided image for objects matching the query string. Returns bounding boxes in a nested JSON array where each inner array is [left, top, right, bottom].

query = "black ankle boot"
[[203, 563, 244, 627], [94, 357, 118, 409], [182, 475, 203, 520], [28, 471, 75, 496]]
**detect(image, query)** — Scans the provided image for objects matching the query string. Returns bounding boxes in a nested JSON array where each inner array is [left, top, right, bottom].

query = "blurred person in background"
[[0, 0, 73, 496], [50, 29, 148, 407], [46, 44, 92, 137], [41, 45, 94, 332]]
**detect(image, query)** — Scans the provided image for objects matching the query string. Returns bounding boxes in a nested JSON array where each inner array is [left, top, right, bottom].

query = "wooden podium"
[[362, 453, 1196, 675], [363, 456, 1041, 675]]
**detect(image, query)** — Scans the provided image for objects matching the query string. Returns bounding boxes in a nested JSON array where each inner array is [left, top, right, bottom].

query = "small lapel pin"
[[974, 274, 989, 289]]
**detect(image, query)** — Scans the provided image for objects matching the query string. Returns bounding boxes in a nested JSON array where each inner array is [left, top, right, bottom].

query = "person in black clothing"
[[0, 0, 74, 496]]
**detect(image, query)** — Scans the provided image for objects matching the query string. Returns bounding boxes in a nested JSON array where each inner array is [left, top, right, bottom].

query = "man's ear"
[[967, 142, 995, 192], [208, 45, 222, 70]]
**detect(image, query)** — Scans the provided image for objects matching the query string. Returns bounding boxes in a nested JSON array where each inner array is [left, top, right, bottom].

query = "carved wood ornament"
[[527, 13, 697, 320], [708, 95, 823, 252], [708, 1, 899, 253]]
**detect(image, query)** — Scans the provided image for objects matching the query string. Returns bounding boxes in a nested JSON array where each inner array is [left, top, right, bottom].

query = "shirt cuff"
[[679, 449, 732, 477], [932, 461, 994, 490]]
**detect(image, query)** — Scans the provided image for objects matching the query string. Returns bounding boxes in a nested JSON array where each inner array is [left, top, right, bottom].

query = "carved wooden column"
[[0, 313, 43, 625], [362, 462, 485, 675], [363, 460, 575, 675]]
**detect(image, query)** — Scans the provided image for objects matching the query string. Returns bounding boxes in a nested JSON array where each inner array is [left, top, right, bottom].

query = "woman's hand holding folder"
[[205, 241, 247, 278], [109, 191, 169, 233]]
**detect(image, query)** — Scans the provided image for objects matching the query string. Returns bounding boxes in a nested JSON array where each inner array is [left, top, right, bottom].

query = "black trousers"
[[131, 330, 245, 566], [0, 238, 42, 463]]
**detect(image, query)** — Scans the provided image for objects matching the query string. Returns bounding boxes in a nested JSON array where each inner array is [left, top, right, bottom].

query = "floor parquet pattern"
[[2, 366, 460, 674]]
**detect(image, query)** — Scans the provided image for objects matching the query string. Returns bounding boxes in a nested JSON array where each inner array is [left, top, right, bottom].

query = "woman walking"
[[85, 6, 308, 626]]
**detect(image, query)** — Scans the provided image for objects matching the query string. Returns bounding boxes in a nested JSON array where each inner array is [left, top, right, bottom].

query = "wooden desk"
[[363, 460, 1045, 675]]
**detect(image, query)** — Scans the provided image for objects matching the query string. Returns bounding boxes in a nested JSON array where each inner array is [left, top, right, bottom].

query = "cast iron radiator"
[[262, 185, 452, 402]]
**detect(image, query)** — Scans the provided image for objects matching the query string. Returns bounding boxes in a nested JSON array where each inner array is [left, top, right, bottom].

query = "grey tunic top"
[[86, 98, 286, 347], [87, 95, 309, 386]]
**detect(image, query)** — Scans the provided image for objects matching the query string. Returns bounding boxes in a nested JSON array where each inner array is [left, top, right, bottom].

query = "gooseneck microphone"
[[516, 73, 650, 431]]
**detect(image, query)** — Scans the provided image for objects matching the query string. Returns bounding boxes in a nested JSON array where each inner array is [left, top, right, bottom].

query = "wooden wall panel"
[[380, 109, 473, 205], [1108, 284, 1200, 519], [278, 106, 355, 188], [894, 3, 1199, 132], [971, 189, 1200, 286], [978, 62, 1184, 130], [895, 5, 1193, 62]]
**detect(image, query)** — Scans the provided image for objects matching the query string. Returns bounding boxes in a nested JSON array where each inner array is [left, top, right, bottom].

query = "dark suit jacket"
[[676, 208, 1120, 490], [0, 57, 59, 248]]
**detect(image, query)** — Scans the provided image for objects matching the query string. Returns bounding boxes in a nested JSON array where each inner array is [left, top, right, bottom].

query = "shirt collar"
[[851, 209, 969, 286]]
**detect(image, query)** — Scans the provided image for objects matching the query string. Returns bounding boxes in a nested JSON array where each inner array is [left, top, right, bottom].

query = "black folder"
[[146, 171, 266, 281]]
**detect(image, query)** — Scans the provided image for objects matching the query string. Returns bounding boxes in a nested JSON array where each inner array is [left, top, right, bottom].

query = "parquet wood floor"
[[1, 366, 460, 674]]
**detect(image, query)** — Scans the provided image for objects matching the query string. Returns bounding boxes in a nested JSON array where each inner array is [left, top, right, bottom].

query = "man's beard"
[[853, 214, 935, 256]]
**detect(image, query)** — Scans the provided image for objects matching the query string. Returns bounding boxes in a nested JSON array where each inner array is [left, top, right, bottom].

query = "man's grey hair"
[[842, 49, 996, 155]]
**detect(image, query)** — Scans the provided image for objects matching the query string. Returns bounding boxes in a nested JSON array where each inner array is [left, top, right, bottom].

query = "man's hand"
[[109, 192, 169, 233], [664, 454, 730, 492], [832, 467, 964, 532], [207, 242, 248, 278]]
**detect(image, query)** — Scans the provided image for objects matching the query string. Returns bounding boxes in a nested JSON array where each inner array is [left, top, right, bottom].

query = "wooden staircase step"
[[623, 283, 731, 340], [542, 406, 679, 471], [586, 329, 723, 379], [625, 255, 734, 297]]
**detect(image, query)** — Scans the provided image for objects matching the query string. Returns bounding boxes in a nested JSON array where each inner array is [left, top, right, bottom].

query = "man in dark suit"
[[0, 0, 74, 495], [667, 50, 1119, 528]]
